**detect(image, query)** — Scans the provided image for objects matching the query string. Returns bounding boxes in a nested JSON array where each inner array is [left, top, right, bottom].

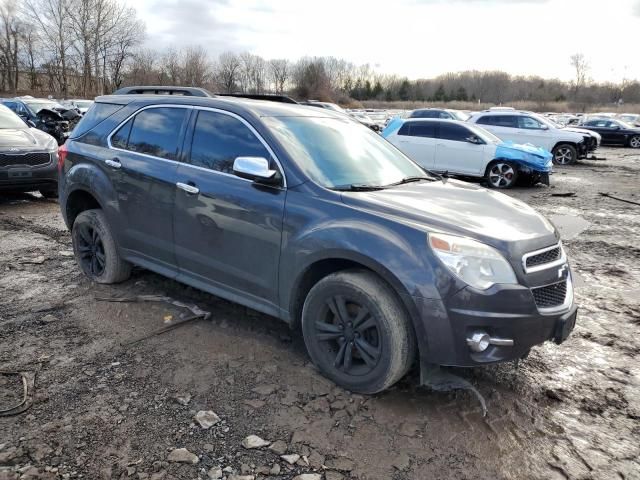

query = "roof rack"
[[217, 93, 298, 104], [112, 86, 214, 97]]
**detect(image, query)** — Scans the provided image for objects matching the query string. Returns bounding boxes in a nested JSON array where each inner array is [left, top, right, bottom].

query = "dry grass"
[[360, 100, 640, 114]]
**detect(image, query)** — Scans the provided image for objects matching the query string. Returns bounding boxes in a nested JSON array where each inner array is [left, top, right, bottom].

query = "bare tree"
[[23, 0, 71, 97], [268, 58, 289, 94], [182, 45, 209, 86], [215, 51, 240, 93], [569, 53, 589, 100], [0, 0, 21, 94]]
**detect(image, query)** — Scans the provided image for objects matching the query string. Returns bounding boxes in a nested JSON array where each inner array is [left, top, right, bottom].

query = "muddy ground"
[[1, 147, 639, 480]]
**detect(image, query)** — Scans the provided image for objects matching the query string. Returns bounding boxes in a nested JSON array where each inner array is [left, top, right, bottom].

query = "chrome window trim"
[[522, 242, 566, 274], [106, 103, 287, 188]]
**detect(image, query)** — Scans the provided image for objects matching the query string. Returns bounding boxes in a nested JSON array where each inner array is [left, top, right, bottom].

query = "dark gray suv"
[[58, 89, 577, 394]]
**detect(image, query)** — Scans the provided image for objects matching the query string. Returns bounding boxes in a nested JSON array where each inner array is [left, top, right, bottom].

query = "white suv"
[[468, 110, 593, 165]]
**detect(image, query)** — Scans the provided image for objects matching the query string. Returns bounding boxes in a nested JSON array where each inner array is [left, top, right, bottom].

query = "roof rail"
[[217, 93, 298, 104], [112, 86, 214, 97]]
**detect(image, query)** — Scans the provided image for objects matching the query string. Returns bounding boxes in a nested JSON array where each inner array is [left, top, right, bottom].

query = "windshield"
[[450, 110, 470, 121], [613, 119, 634, 129], [264, 116, 426, 189], [0, 106, 28, 129]]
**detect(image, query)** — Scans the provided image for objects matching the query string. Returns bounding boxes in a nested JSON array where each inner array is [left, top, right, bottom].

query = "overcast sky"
[[125, 0, 640, 83]]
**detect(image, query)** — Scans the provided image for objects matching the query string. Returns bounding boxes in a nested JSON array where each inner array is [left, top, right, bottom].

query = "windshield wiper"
[[383, 175, 438, 187], [332, 184, 387, 192]]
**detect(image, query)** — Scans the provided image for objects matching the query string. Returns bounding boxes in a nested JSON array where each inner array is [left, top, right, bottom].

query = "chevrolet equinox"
[[58, 88, 577, 394]]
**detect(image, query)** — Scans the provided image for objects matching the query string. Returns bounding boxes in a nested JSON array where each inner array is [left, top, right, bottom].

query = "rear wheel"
[[486, 161, 518, 189], [301, 269, 416, 394], [552, 144, 577, 165], [72, 209, 131, 284], [629, 135, 640, 149]]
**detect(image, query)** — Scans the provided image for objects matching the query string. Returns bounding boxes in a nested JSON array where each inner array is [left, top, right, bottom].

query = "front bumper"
[[0, 160, 58, 192], [413, 276, 577, 367]]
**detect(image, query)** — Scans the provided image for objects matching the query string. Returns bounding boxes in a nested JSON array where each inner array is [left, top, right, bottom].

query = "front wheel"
[[72, 209, 131, 284], [486, 161, 518, 189], [301, 269, 416, 394], [552, 144, 577, 165], [629, 135, 640, 149]]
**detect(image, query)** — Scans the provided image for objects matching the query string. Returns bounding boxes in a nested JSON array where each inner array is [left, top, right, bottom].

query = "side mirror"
[[27, 120, 37, 128], [233, 157, 278, 184], [611, 125, 620, 130], [540, 124, 549, 130], [466, 135, 483, 145]]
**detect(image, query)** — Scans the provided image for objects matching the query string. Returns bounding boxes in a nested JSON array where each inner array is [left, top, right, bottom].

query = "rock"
[[243, 399, 265, 409], [268, 440, 288, 455], [326, 457, 354, 471], [269, 464, 281, 475], [399, 422, 420, 437], [280, 390, 299, 406], [293, 474, 322, 480], [255, 465, 271, 475], [308, 450, 325, 469], [203, 443, 214, 453], [240, 464, 251, 474], [149, 472, 166, 480], [24, 255, 46, 264], [174, 393, 191, 406], [325, 472, 345, 480], [167, 448, 198, 464], [207, 467, 222, 479], [58, 250, 74, 257], [392, 452, 411, 471], [252, 384, 277, 396], [227, 476, 254, 480], [304, 397, 330, 413], [0, 447, 23, 465], [281, 454, 300, 465], [41, 314, 56, 323], [194, 410, 221, 429], [330, 400, 346, 410], [291, 431, 306, 444], [241, 435, 270, 449]]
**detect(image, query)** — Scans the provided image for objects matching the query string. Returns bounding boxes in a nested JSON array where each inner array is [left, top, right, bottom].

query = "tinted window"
[[111, 118, 133, 149], [410, 110, 439, 119], [477, 115, 517, 128], [73, 102, 124, 138], [585, 119, 608, 127], [189, 110, 270, 174], [438, 123, 471, 142], [126, 107, 187, 160], [398, 121, 437, 138], [518, 116, 544, 129]]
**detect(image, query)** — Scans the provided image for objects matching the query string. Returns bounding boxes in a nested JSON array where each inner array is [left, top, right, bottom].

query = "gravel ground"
[[0, 147, 639, 480]]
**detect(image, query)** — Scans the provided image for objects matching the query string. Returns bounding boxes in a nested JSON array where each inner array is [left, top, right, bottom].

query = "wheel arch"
[[65, 188, 103, 228]]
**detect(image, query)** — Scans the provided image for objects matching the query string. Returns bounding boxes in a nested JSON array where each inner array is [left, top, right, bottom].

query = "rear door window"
[[397, 121, 436, 138], [122, 107, 188, 160], [438, 123, 471, 142], [477, 115, 517, 128], [188, 110, 270, 174]]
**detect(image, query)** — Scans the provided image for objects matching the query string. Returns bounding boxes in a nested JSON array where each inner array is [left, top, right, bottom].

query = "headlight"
[[429, 233, 517, 290]]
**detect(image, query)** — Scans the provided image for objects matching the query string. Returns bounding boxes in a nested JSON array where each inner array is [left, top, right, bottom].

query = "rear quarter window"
[[71, 102, 124, 138]]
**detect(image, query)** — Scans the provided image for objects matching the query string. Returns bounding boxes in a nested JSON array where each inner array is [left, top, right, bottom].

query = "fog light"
[[467, 332, 491, 352]]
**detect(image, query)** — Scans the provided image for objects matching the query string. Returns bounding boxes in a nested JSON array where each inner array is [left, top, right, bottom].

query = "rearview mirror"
[[233, 156, 278, 183]]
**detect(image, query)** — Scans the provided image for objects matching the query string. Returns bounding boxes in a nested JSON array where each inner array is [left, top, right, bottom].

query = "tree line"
[[1, 0, 639, 107]]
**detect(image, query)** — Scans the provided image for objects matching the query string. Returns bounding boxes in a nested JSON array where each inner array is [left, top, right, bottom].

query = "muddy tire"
[[301, 269, 416, 394], [552, 144, 577, 165], [629, 135, 640, 149], [486, 161, 519, 189], [71, 209, 131, 284], [39, 188, 58, 199]]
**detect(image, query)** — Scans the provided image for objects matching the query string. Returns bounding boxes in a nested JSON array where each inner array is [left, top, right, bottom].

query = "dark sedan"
[[579, 118, 640, 148], [0, 104, 59, 198]]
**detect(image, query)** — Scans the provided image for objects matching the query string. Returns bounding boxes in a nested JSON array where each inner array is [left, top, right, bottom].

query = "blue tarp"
[[495, 141, 553, 172]]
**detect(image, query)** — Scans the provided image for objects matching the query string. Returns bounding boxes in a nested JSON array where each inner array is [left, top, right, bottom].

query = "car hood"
[[563, 126, 601, 141], [0, 127, 54, 149], [341, 180, 557, 248], [495, 141, 553, 172]]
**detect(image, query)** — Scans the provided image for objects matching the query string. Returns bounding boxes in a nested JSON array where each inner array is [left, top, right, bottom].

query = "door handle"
[[176, 182, 199, 195], [105, 158, 121, 169]]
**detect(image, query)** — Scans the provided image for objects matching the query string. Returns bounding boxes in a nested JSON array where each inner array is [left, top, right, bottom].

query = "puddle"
[[550, 214, 591, 240]]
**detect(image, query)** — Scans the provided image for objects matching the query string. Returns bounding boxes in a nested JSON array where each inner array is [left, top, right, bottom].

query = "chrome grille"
[[526, 247, 561, 269], [0, 153, 51, 168], [532, 281, 567, 309]]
